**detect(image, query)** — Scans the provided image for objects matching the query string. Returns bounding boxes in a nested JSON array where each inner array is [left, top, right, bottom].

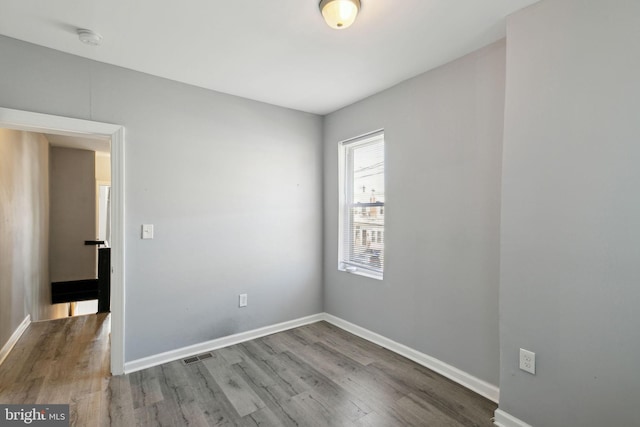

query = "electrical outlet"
[[239, 294, 248, 308], [519, 348, 536, 375]]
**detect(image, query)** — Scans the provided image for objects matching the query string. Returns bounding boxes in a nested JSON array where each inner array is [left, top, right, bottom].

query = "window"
[[339, 130, 385, 279]]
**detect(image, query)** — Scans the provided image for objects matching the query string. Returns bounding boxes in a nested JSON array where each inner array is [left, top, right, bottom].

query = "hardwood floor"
[[0, 315, 497, 426], [0, 313, 111, 424]]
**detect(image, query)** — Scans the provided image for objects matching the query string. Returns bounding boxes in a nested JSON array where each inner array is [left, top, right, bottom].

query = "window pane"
[[341, 133, 384, 276], [351, 142, 384, 205]]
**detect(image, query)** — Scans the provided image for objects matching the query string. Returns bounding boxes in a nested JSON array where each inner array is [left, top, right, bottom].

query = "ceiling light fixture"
[[77, 29, 103, 46], [319, 0, 361, 30]]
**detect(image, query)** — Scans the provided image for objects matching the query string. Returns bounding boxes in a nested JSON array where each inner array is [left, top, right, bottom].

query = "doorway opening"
[[0, 107, 125, 375]]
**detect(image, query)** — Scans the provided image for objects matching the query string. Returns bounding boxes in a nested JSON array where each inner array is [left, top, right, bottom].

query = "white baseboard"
[[0, 315, 31, 367], [124, 312, 500, 405], [493, 409, 532, 427], [124, 313, 325, 374], [323, 313, 500, 403]]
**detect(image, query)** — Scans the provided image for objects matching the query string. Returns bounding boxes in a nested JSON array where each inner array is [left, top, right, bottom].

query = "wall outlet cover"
[[239, 293, 248, 307], [519, 348, 536, 375]]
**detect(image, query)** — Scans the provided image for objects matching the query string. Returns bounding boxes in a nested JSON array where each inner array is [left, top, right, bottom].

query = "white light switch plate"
[[142, 224, 154, 239]]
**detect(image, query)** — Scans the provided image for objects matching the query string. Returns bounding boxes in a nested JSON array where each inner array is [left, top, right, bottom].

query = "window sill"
[[338, 265, 383, 281]]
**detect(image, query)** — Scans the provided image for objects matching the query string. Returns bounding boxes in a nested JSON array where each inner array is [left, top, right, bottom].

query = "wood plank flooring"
[[0, 315, 497, 426]]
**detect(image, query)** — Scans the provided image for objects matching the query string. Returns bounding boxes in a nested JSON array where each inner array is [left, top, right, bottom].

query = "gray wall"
[[0, 128, 40, 343], [50, 147, 97, 282], [499, 0, 640, 425], [0, 130, 67, 347], [0, 36, 323, 361], [323, 41, 505, 386]]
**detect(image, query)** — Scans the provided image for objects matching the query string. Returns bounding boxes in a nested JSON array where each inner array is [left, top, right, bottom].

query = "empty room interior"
[[0, 0, 639, 426]]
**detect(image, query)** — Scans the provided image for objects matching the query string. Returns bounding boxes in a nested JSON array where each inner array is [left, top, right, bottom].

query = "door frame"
[[0, 107, 126, 375]]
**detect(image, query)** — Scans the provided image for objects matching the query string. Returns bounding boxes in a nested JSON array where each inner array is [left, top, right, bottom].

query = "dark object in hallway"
[[97, 247, 110, 313], [51, 248, 110, 313]]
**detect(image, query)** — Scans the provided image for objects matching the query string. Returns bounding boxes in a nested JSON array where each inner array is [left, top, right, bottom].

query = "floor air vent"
[[182, 352, 213, 365], [182, 356, 199, 365], [197, 352, 213, 361]]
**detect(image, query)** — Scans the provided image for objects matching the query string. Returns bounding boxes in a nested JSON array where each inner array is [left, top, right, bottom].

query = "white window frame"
[[338, 130, 385, 280]]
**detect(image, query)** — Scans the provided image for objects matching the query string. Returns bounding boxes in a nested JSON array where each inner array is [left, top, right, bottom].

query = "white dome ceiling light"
[[319, 0, 361, 30], [77, 29, 103, 46]]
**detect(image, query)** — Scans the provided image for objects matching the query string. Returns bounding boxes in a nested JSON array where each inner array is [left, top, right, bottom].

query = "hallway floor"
[[0, 314, 110, 425]]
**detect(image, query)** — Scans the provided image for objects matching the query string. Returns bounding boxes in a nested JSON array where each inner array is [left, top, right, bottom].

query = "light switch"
[[142, 224, 154, 239]]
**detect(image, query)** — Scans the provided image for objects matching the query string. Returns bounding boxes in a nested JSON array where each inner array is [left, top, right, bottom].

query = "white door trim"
[[0, 107, 126, 375]]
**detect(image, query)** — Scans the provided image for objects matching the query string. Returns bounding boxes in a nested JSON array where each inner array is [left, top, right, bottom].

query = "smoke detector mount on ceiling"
[[77, 29, 103, 46]]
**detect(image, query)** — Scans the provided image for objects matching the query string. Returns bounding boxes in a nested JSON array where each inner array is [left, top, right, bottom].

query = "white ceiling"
[[0, 0, 538, 115], [46, 133, 111, 154]]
